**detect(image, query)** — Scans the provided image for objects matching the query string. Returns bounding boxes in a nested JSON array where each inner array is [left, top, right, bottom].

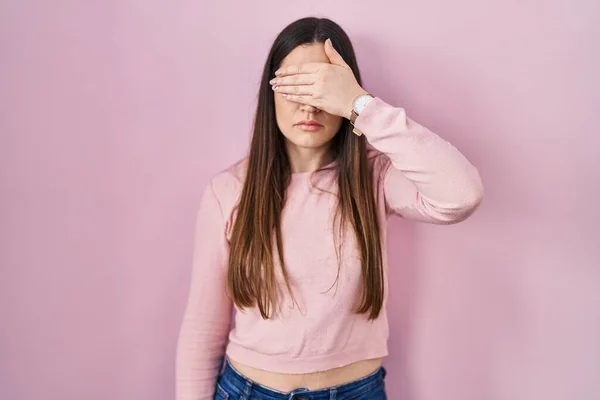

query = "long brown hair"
[[227, 17, 384, 320]]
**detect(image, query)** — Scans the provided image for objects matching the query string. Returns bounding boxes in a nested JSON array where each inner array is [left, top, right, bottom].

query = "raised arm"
[[355, 97, 484, 224], [269, 39, 483, 224]]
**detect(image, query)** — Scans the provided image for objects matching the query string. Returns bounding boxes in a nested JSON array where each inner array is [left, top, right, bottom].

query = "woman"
[[176, 17, 483, 400]]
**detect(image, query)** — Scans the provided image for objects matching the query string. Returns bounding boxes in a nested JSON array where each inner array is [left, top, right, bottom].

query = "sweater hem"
[[224, 343, 389, 374]]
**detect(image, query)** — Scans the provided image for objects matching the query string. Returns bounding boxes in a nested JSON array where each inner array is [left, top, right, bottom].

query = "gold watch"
[[349, 93, 373, 136]]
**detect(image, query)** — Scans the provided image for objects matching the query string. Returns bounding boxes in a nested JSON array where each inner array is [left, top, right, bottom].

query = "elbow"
[[413, 167, 484, 225], [417, 187, 483, 225], [462, 188, 484, 220], [451, 181, 484, 223]]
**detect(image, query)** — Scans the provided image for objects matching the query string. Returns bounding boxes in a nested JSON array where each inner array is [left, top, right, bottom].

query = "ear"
[[324, 38, 349, 68]]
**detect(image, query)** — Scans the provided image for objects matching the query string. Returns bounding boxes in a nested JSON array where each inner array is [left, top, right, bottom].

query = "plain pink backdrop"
[[1, 1, 599, 399]]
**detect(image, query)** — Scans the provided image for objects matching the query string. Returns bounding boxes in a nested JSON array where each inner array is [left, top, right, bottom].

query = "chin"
[[284, 127, 336, 147], [289, 133, 334, 149]]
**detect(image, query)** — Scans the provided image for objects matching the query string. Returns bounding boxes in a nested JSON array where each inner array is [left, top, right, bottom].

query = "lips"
[[295, 122, 323, 132], [295, 120, 323, 127]]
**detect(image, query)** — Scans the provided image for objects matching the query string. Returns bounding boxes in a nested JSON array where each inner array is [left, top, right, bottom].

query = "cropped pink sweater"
[[176, 97, 484, 400]]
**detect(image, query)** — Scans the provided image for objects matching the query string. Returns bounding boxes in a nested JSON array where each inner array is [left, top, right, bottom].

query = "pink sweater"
[[175, 97, 484, 400]]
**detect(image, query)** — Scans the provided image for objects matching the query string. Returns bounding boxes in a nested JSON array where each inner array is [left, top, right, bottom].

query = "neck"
[[285, 143, 333, 174]]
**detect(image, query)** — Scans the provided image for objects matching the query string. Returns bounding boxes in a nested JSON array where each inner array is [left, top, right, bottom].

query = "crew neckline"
[[290, 158, 338, 177]]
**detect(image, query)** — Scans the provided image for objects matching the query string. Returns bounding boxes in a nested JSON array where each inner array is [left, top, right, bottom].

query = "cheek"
[[325, 114, 343, 136], [274, 94, 296, 127]]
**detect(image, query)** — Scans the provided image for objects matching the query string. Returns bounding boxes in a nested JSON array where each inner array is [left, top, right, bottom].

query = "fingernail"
[[272, 86, 278, 91], [269, 78, 276, 85], [275, 70, 281, 76]]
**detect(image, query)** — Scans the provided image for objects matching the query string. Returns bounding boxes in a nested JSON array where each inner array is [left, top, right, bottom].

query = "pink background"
[[1, 1, 599, 399]]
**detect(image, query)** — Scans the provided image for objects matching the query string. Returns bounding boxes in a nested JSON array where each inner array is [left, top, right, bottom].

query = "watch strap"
[[349, 109, 363, 136]]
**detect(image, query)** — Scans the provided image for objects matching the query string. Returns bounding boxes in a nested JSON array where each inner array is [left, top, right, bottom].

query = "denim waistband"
[[219, 356, 387, 400]]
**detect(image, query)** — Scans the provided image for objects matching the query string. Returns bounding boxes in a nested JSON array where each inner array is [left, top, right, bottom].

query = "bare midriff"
[[227, 357, 383, 392]]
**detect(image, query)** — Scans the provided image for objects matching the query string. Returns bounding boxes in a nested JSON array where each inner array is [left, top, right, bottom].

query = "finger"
[[281, 93, 319, 107], [269, 74, 315, 86], [275, 62, 325, 77], [324, 38, 349, 68], [273, 84, 314, 96]]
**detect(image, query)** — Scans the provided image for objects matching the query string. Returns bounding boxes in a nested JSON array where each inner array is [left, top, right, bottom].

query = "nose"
[[299, 103, 320, 113]]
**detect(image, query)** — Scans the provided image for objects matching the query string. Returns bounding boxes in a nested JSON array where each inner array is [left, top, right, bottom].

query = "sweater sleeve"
[[354, 97, 484, 224], [176, 179, 233, 400]]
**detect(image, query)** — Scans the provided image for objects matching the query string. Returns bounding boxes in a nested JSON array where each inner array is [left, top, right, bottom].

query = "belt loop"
[[329, 387, 337, 400]]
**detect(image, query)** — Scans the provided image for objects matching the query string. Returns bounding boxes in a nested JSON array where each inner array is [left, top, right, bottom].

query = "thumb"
[[324, 38, 349, 68]]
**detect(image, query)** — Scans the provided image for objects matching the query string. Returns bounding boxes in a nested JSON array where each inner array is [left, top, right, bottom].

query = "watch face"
[[354, 95, 373, 113]]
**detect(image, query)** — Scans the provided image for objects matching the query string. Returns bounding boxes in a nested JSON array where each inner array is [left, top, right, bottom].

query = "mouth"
[[295, 120, 324, 132]]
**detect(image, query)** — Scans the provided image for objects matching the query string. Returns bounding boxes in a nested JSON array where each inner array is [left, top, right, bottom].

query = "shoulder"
[[206, 157, 248, 220], [210, 158, 247, 194]]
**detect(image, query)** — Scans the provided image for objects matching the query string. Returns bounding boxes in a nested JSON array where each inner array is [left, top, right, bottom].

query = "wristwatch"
[[349, 93, 374, 136]]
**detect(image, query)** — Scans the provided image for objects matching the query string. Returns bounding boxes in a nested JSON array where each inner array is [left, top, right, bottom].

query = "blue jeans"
[[214, 357, 387, 400]]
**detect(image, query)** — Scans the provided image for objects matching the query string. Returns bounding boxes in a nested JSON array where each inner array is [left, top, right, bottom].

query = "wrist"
[[347, 89, 374, 136], [346, 87, 370, 119]]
